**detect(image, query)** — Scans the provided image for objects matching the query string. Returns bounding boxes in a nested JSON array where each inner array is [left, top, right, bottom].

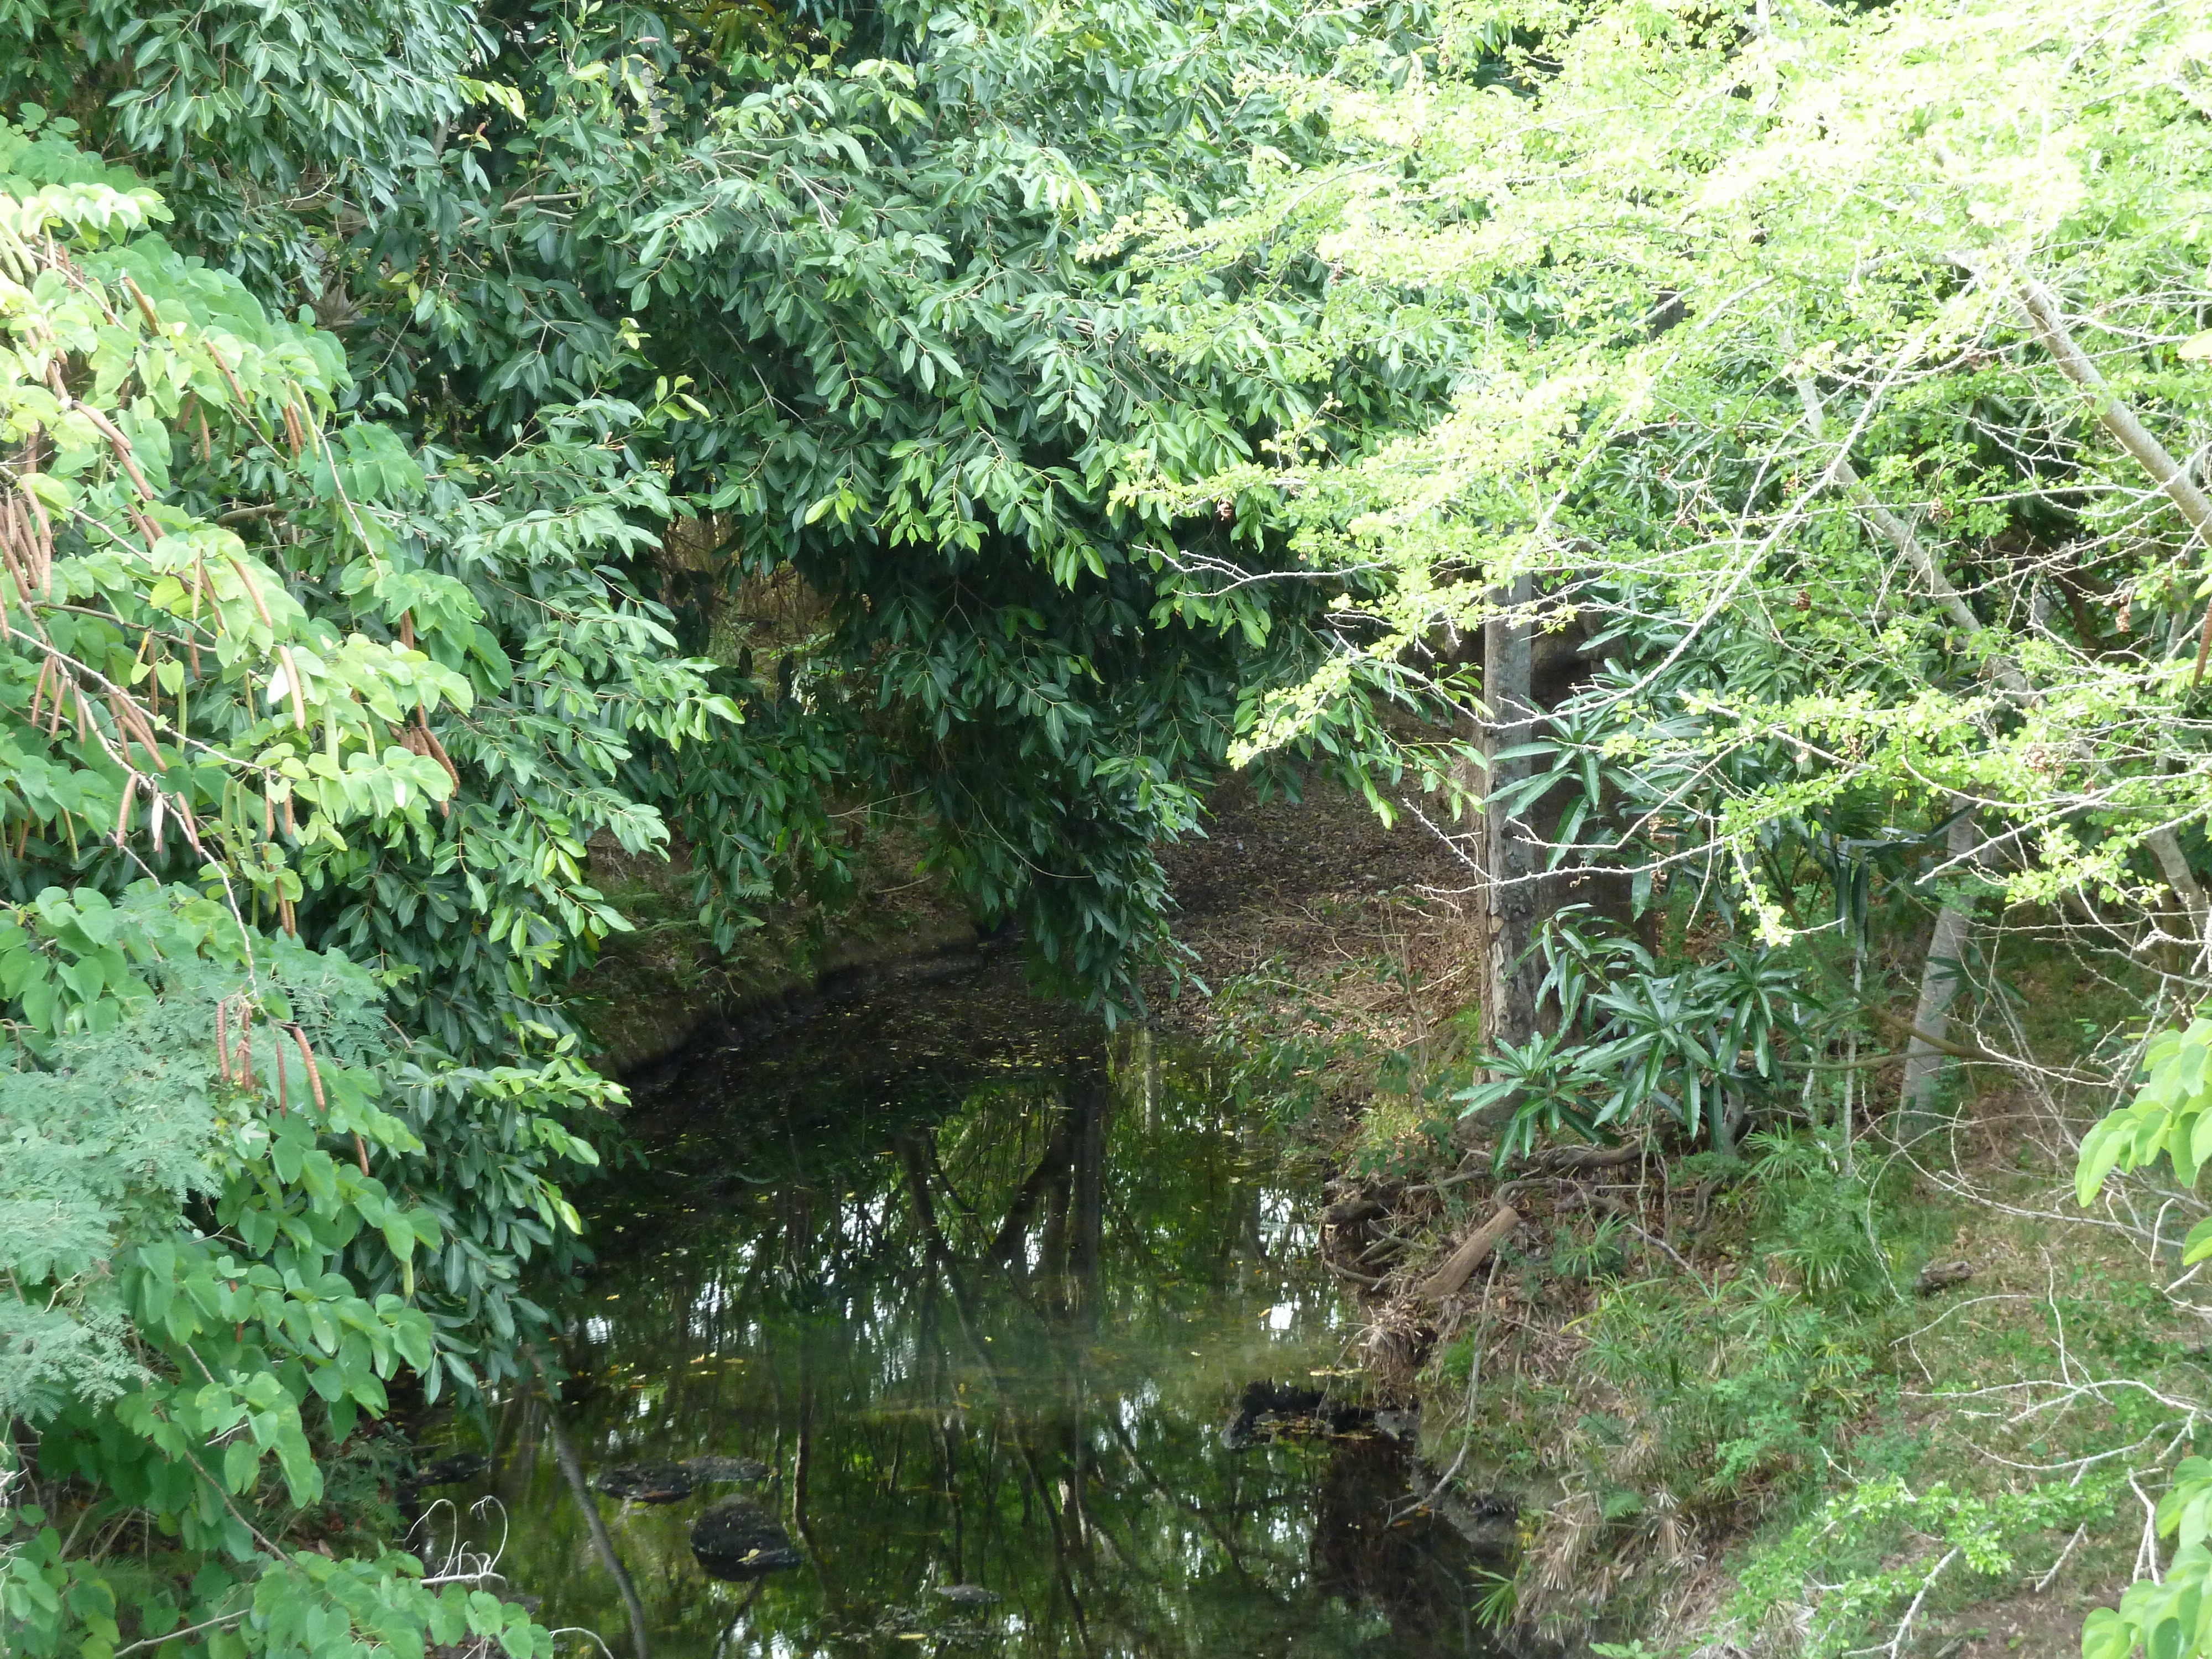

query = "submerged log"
[[596, 1462, 693, 1504], [1417, 1206, 1519, 1303]]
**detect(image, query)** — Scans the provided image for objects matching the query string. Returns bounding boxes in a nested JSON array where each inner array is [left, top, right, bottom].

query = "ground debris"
[[1913, 1259, 1975, 1296]]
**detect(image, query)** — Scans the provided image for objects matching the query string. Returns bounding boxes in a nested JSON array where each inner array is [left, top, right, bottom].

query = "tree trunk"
[[1470, 572, 1546, 1058], [2013, 283, 2212, 940], [1447, 573, 1555, 1148], [1897, 803, 1978, 1149], [2147, 825, 2211, 969]]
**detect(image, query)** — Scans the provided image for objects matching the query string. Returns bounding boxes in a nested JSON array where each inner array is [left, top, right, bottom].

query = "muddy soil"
[[1151, 774, 1479, 1041]]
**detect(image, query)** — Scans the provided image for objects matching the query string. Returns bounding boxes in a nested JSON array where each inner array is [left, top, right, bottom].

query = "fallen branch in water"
[[523, 1344, 652, 1659]]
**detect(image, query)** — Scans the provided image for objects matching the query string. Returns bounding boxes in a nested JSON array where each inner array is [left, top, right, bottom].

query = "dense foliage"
[[1116, 0, 2212, 1651], [18, 0, 2212, 1650], [0, 0, 1428, 1648]]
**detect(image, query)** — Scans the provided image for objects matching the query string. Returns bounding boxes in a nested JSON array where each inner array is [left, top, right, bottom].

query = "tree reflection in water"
[[435, 964, 1507, 1658]]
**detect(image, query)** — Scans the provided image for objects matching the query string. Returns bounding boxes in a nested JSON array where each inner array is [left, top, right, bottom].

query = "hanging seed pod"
[[216, 997, 233, 1086], [203, 341, 249, 411], [418, 717, 462, 794], [112, 773, 135, 846], [109, 691, 165, 770], [122, 273, 160, 332], [67, 400, 156, 500], [0, 493, 32, 605], [0, 530, 33, 609], [103, 692, 136, 764], [225, 555, 275, 628], [286, 1025, 328, 1118], [276, 644, 308, 730], [20, 478, 51, 594]]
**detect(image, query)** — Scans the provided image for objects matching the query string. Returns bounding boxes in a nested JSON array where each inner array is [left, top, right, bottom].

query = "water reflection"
[[440, 961, 1507, 1658]]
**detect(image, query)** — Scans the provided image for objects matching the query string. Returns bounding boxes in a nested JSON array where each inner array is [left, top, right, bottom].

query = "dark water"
[[423, 957, 1507, 1658]]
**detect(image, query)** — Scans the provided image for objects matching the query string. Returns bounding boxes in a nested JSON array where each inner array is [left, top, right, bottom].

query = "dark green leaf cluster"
[[2, 884, 591, 1657]]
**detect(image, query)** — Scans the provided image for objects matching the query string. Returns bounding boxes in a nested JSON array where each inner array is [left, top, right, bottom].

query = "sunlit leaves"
[[2077, 1020, 2212, 1214], [2081, 1461, 2212, 1659]]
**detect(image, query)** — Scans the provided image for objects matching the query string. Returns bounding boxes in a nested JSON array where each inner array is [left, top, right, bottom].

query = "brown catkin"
[[288, 1026, 327, 1118], [225, 555, 274, 628], [22, 480, 51, 593], [123, 273, 160, 331], [276, 645, 308, 731]]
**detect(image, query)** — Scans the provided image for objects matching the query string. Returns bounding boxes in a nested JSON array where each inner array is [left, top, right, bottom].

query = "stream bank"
[[549, 776, 2168, 1658], [568, 774, 1480, 1082], [1126, 781, 2167, 1658], [421, 943, 1546, 1658]]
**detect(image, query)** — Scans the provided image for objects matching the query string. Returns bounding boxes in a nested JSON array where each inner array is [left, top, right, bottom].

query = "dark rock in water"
[[1220, 1380, 1374, 1450], [596, 1462, 695, 1504], [691, 1498, 802, 1580], [931, 1585, 1001, 1608], [1371, 1408, 1420, 1443], [393, 1448, 489, 1528], [1432, 1488, 1520, 1554], [680, 1455, 771, 1484], [409, 1450, 488, 1488]]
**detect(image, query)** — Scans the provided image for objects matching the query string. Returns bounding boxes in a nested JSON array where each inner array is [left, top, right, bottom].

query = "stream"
[[419, 952, 1509, 1658]]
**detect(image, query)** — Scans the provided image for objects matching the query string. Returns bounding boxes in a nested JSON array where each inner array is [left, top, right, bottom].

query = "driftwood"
[[1417, 1206, 1520, 1303], [1524, 1143, 1643, 1177]]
